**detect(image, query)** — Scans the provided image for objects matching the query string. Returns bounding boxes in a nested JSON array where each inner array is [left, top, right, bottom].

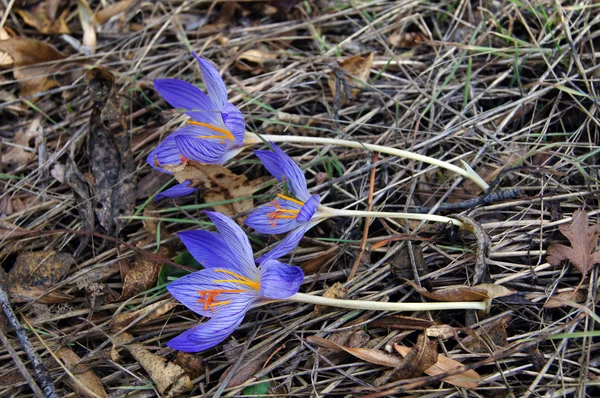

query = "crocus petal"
[[155, 181, 197, 201], [254, 149, 286, 182], [146, 133, 183, 173], [255, 144, 310, 201], [256, 221, 318, 263], [166, 300, 251, 352], [221, 102, 245, 146], [193, 53, 228, 111], [167, 269, 258, 317], [245, 199, 302, 234], [297, 194, 321, 223], [205, 211, 256, 276], [178, 230, 247, 273], [154, 79, 221, 126], [259, 259, 303, 299], [272, 144, 310, 200], [175, 132, 227, 164]]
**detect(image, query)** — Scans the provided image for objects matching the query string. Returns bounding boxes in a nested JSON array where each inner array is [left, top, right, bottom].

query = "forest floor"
[[1, 0, 599, 397]]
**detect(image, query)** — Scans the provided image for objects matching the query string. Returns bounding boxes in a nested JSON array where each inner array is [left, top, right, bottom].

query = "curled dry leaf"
[[167, 160, 262, 219], [110, 298, 178, 331], [388, 334, 437, 382], [237, 48, 279, 74], [112, 332, 193, 396], [16, 8, 70, 35], [0, 37, 65, 99], [460, 316, 510, 353], [405, 279, 514, 302], [312, 281, 347, 318], [327, 53, 374, 99], [307, 336, 400, 367], [544, 289, 588, 309], [2, 116, 41, 170], [394, 344, 483, 389], [7, 251, 75, 302], [174, 352, 204, 380], [94, 0, 137, 24], [220, 354, 267, 388], [55, 347, 108, 398], [546, 208, 600, 277], [0, 220, 32, 241]]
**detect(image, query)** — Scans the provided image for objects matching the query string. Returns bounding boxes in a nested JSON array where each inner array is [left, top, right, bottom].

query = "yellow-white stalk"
[[244, 132, 489, 191]]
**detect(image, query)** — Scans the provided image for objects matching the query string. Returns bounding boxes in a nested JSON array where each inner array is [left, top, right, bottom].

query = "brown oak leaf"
[[546, 209, 600, 276]]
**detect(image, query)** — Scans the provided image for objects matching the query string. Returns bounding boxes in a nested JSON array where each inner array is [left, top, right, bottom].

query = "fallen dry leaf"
[[85, 66, 136, 235], [309, 329, 371, 367], [112, 332, 193, 395], [7, 251, 75, 302], [0, 220, 32, 240], [544, 289, 588, 308], [236, 48, 279, 74], [370, 315, 434, 331], [17, 7, 70, 35], [300, 245, 339, 274], [327, 53, 374, 99], [2, 116, 40, 170], [174, 352, 204, 380], [55, 347, 108, 398], [307, 335, 399, 367], [0, 37, 66, 99], [389, 334, 437, 381], [166, 160, 262, 219], [461, 316, 510, 353], [94, 0, 136, 24], [546, 208, 600, 276], [394, 344, 483, 389], [0, 28, 13, 67], [312, 281, 347, 317], [405, 279, 514, 302], [110, 299, 178, 331]]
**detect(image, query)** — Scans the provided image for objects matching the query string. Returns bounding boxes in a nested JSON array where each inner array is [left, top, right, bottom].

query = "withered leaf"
[[220, 355, 267, 388], [111, 298, 178, 331], [389, 334, 437, 381], [7, 251, 74, 302], [85, 67, 135, 235], [327, 53, 374, 99], [461, 316, 510, 353], [312, 281, 347, 318], [55, 347, 108, 398], [112, 332, 192, 395], [394, 344, 483, 389], [546, 208, 600, 276], [94, 0, 137, 24], [16, 8, 70, 35], [307, 336, 399, 367], [544, 289, 588, 309], [0, 37, 65, 99], [168, 160, 262, 219], [0, 220, 32, 241], [405, 279, 513, 302], [0, 37, 65, 66], [174, 352, 204, 380], [370, 315, 435, 331]]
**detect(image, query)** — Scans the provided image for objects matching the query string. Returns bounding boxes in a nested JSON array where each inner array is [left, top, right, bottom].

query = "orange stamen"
[[179, 154, 188, 163], [197, 288, 244, 311], [188, 120, 235, 142], [266, 198, 303, 227]]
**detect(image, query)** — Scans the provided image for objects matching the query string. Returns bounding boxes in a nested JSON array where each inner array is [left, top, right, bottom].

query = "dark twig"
[[0, 284, 58, 398]]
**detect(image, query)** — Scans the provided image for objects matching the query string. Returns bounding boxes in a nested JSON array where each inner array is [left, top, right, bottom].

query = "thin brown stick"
[[347, 152, 378, 281]]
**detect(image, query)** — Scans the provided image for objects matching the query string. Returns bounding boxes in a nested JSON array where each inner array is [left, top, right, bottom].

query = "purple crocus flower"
[[148, 53, 245, 199], [167, 211, 304, 352], [245, 144, 325, 262]]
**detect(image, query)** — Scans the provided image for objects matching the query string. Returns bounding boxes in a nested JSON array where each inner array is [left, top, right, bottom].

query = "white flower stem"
[[244, 133, 489, 191], [319, 206, 465, 228], [287, 292, 489, 312]]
